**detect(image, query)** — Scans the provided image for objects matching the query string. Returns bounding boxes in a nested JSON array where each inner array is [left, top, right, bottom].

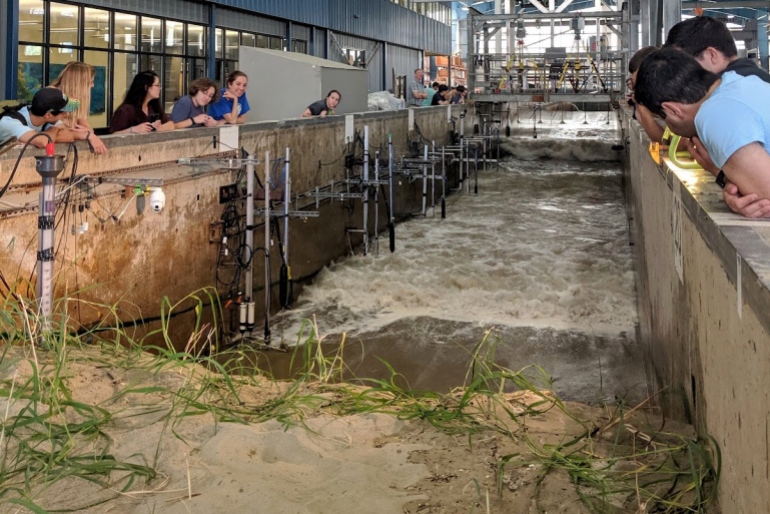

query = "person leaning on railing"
[[634, 48, 770, 219], [664, 15, 770, 217], [302, 90, 341, 118], [110, 71, 175, 135], [0, 88, 86, 148], [50, 61, 108, 154], [626, 46, 664, 144], [171, 77, 219, 129], [209, 71, 250, 125]]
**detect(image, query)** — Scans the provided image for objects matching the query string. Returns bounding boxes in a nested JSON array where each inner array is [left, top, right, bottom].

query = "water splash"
[[274, 153, 637, 345]]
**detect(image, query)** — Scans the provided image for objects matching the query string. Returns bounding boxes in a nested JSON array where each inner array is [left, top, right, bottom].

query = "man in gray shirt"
[[408, 69, 427, 107]]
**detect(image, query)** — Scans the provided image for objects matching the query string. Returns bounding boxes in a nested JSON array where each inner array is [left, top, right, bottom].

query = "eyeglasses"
[[625, 78, 634, 90]]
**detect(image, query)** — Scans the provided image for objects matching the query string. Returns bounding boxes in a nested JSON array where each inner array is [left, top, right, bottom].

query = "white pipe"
[[284, 147, 290, 262], [374, 150, 380, 256], [264, 152, 271, 342], [245, 159, 255, 303], [37, 177, 57, 326], [495, 0, 503, 53], [363, 126, 369, 255], [431, 141, 436, 215], [422, 144, 428, 216]]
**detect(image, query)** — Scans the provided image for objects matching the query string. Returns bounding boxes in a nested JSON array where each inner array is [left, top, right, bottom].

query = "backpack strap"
[[0, 104, 30, 127]]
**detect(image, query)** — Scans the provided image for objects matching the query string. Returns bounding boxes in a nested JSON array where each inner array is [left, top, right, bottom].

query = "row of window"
[[389, 0, 452, 25], [17, 0, 306, 129]]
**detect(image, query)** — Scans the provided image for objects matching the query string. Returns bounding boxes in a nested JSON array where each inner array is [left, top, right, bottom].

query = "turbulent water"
[[270, 112, 644, 403]]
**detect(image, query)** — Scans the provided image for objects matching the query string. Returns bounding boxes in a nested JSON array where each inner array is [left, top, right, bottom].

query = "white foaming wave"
[[500, 138, 620, 162], [500, 110, 622, 161], [508, 109, 619, 137], [275, 159, 638, 344]]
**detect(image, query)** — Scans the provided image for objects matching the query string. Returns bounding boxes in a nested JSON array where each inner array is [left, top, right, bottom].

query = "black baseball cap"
[[30, 88, 80, 116]]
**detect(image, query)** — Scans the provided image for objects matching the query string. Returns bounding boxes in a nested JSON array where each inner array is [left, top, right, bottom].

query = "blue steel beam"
[[208, 5, 216, 80], [5, 0, 19, 100]]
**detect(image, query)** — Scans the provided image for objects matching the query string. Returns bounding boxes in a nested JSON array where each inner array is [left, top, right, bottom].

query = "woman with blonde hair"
[[50, 61, 107, 154]]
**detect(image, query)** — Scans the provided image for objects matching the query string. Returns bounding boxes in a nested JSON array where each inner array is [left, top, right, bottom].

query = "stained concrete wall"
[[0, 105, 474, 341], [621, 107, 770, 514]]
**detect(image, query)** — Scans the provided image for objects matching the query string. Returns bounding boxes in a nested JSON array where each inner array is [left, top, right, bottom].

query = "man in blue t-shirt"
[[664, 16, 770, 217], [0, 88, 83, 148], [635, 48, 770, 215]]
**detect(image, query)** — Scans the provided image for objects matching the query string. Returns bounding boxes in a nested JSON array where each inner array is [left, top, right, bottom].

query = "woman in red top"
[[110, 71, 175, 134]]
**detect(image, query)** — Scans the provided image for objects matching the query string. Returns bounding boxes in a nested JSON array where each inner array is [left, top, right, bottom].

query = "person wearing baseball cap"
[[0, 87, 86, 148]]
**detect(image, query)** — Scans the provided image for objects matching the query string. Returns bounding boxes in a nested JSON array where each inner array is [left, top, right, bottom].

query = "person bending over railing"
[[634, 48, 770, 218], [0, 88, 86, 148], [302, 90, 341, 118], [109, 71, 175, 135]]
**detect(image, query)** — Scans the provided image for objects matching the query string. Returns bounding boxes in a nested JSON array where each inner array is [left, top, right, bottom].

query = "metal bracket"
[[84, 176, 164, 187]]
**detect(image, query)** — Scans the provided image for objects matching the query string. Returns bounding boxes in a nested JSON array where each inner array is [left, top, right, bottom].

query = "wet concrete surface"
[[233, 317, 646, 405]]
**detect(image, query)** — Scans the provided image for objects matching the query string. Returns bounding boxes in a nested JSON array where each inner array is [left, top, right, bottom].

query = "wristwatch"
[[189, 117, 195, 125], [715, 170, 726, 189]]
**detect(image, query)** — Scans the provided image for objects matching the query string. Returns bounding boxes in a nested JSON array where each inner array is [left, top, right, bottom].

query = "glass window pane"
[[49, 47, 77, 82], [269, 37, 283, 51], [256, 34, 268, 49], [164, 56, 184, 113], [50, 2, 80, 47], [113, 52, 138, 109], [242, 33, 256, 48], [165, 20, 184, 55], [83, 8, 110, 49], [140, 54, 162, 75], [187, 24, 206, 57], [114, 13, 137, 51], [216, 60, 237, 84], [83, 49, 110, 128], [215, 28, 223, 59], [225, 30, 239, 60], [141, 16, 162, 53], [17, 45, 43, 102], [19, 0, 44, 43], [188, 58, 206, 82]]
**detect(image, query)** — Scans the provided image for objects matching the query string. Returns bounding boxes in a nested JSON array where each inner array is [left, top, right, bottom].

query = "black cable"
[[0, 133, 53, 199], [412, 121, 433, 146]]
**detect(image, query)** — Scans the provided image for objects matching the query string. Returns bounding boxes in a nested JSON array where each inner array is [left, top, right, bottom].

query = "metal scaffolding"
[[466, 8, 630, 105]]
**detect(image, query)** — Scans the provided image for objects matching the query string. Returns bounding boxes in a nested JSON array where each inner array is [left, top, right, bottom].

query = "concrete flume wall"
[[622, 107, 770, 514], [0, 105, 474, 338]]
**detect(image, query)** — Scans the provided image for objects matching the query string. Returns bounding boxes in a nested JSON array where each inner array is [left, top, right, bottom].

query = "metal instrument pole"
[[263, 152, 271, 343], [363, 126, 370, 255], [35, 147, 65, 332]]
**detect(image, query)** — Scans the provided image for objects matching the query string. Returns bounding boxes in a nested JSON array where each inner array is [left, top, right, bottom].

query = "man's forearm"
[[723, 142, 770, 201]]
